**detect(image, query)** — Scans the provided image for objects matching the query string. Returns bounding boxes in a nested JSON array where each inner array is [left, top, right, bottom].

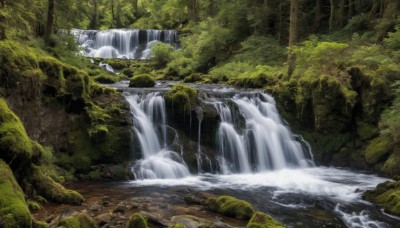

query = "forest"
[[0, 0, 400, 227]]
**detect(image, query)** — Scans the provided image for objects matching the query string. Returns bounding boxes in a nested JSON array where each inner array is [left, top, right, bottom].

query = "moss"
[[30, 166, 83, 205], [169, 224, 186, 228], [365, 135, 392, 164], [165, 84, 198, 114], [129, 74, 155, 87], [363, 180, 400, 216], [93, 74, 119, 84], [122, 68, 134, 77], [32, 220, 49, 228], [183, 73, 203, 83], [128, 212, 148, 228], [382, 150, 400, 177], [0, 160, 32, 228], [103, 59, 132, 70], [27, 200, 41, 211], [58, 213, 96, 228], [357, 121, 379, 140], [246, 211, 285, 228], [0, 98, 36, 164], [206, 195, 255, 220]]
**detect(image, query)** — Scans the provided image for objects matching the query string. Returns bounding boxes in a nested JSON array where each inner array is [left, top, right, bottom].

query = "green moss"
[[58, 213, 96, 228], [165, 84, 198, 114], [93, 74, 119, 84], [129, 74, 155, 87], [27, 200, 41, 211], [169, 224, 186, 228], [365, 135, 392, 164], [32, 220, 49, 228], [357, 121, 379, 140], [363, 180, 400, 216], [128, 212, 148, 228], [103, 59, 132, 70], [183, 73, 203, 83], [30, 166, 83, 205], [0, 98, 36, 163], [0, 160, 32, 228], [246, 211, 285, 228], [206, 195, 255, 220], [382, 150, 400, 177]]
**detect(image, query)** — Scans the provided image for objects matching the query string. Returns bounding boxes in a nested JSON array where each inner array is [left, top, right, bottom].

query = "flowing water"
[[72, 29, 178, 59], [116, 82, 399, 227]]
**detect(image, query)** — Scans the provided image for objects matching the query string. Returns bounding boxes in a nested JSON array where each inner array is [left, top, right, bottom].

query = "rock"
[[130, 203, 140, 209], [158, 203, 168, 209], [113, 202, 126, 213], [246, 211, 285, 228], [95, 213, 112, 226], [363, 180, 400, 216], [127, 212, 148, 228], [206, 195, 255, 220], [364, 135, 392, 164], [184, 194, 206, 205], [57, 213, 96, 228], [140, 211, 170, 226], [129, 74, 155, 88], [89, 202, 102, 212], [170, 215, 214, 228], [102, 196, 111, 207]]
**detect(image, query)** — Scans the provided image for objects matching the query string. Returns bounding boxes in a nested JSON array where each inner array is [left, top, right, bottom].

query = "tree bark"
[[188, 0, 197, 22], [339, 0, 346, 27], [368, 0, 379, 27], [90, 0, 99, 29], [348, 0, 353, 19], [377, 0, 398, 41], [329, 0, 335, 32], [314, 0, 322, 33], [132, 0, 138, 17], [262, 0, 269, 34], [0, 0, 6, 40], [44, 0, 55, 43], [111, 0, 115, 22], [287, 0, 299, 77]]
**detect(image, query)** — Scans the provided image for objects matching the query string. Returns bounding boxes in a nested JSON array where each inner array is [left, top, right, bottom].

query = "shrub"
[[151, 42, 174, 69]]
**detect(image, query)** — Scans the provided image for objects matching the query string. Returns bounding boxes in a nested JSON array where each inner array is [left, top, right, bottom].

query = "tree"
[[89, 0, 100, 29], [287, 0, 299, 77], [329, 0, 335, 32], [0, 0, 6, 40], [188, 0, 198, 22], [45, 0, 55, 43]]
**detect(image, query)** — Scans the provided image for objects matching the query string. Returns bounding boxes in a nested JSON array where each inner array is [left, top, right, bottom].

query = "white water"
[[72, 29, 178, 59], [213, 93, 314, 174], [126, 93, 189, 179]]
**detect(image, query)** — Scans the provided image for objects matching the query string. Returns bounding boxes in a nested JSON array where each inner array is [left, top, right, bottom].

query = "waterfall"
[[213, 92, 314, 174], [72, 29, 178, 59], [126, 93, 189, 179]]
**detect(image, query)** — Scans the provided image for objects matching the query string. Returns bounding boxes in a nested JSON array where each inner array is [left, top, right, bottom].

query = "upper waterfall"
[[72, 29, 178, 59]]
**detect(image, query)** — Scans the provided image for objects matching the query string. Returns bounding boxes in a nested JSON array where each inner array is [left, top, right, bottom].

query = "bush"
[[209, 62, 253, 83], [151, 42, 174, 69]]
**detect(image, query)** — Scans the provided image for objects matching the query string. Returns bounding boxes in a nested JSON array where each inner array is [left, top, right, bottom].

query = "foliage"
[[128, 212, 148, 228], [58, 213, 96, 228], [151, 42, 174, 69]]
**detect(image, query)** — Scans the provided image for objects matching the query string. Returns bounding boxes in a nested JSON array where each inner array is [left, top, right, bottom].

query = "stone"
[[170, 215, 214, 228]]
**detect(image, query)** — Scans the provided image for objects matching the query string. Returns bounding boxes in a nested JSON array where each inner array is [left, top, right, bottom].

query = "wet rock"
[[89, 202, 102, 212], [130, 202, 140, 209], [128, 212, 148, 228], [141, 211, 169, 226], [170, 215, 214, 228], [158, 203, 168, 209], [95, 213, 112, 226], [247, 211, 284, 228], [113, 202, 126, 213], [206, 195, 255, 220], [102, 196, 111, 207], [184, 194, 206, 205]]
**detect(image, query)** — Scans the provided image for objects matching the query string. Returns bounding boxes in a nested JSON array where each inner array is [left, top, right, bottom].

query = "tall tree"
[[132, 0, 138, 18], [314, 0, 322, 33], [89, 0, 100, 29], [45, 0, 55, 43], [339, 0, 346, 27], [0, 0, 6, 40], [287, 0, 299, 77], [188, 0, 198, 22], [348, 0, 354, 19], [329, 0, 335, 32]]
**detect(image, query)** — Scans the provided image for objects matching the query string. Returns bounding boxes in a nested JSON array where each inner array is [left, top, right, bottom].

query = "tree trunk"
[[348, 0, 353, 19], [339, 0, 346, 27], [329, 0, 335, 32], [132, 0, 138, 17], [188, 0, 197, 22], [207, 0, 216, 17], [90, 0, 99, 29], [377, 0, 398, 41], [314, 0, 322, 33], [262, 0, 269, 34], [116, 0, 122, 27], [368, 0, 379, 27], [287, 0, 299, 77], [0, 0, 6, 40], [45, 0, 55, 43], [111, 0, 115, 22]]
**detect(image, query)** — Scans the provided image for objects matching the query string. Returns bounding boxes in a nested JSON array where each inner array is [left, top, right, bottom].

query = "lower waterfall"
[[126, 93, 190, 179]]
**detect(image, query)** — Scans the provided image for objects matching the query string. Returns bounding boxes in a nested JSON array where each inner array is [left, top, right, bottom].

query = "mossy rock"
[[0, 160, 32, 228], [30, 166, 83, 205], [32, 220, 49, 228], [57, 213, 96, 228], [127, 212, 148, 228], [183, 73, 203, 83], [165, 84, 198, 114], [206, 195, 255, 219], [363, 180, 400, 216], [382, 150, 400, 177], [169, 224, 186, 228], [122, 68, 134, 78], [365, 135, 392, 164], [129, 74, 155, 88], [103, 59, 131, 70], [27, 200, 41, 211], [93, 74, 119, 84], [247, 211, 285, 228]]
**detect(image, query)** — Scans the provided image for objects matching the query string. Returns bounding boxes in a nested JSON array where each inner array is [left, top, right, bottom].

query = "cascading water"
[[72, 29, 178, 59], [212, 92, 314, 174], [126, 92, 189, 179]]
